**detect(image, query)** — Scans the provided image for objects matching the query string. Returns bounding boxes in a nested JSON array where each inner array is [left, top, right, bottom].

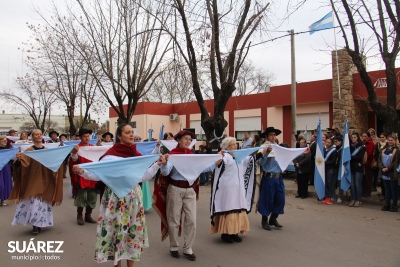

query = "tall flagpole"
[[290, 29, 297, 148], [332, 11, 341, 100]]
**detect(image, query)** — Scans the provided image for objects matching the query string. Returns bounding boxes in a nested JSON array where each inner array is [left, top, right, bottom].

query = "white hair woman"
[[210, 136, 262, 243]]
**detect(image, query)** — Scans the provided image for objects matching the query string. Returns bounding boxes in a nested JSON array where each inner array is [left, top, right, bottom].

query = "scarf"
[[100, 143, 142, 159]]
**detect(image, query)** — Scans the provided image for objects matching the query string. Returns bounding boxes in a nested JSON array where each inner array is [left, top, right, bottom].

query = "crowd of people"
[[293, 127, 399, 212], [1, 124, 398, 266]]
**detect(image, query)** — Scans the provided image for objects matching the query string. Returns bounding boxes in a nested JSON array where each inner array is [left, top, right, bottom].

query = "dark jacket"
[[293, 150, 311, 174], [377, 145, 400, 180], [324, 147, 338, 170], [350, 144, 366, 173]]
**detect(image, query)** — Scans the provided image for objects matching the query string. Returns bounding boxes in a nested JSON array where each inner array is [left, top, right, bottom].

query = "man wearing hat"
[[59, 133, 68, 142], [102, 132, 113, 143], [258, 127, 285, 231], [48, 130, 59, 143], [69, 128, 98, 225], [326, 128, 335, 140]]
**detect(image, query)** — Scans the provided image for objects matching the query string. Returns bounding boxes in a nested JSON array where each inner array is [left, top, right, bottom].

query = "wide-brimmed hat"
[[77, 128, 93, 136], [326, 127, 334, 133], [49, 130, 59, 137], [174, 130, 195, 141], [102, 132, 114, 139], [261, 127, 282, 137]]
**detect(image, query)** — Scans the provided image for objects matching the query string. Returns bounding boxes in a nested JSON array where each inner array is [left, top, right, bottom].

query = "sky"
[[0, 1, 390, 119]]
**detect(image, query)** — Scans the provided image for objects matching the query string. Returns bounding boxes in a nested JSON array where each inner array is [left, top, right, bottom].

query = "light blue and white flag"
[[23, 145, 74, 172], [168, 154, 222, 185], [12, 143, 33, 151], [309, 11, 334, 35], [78, 154, 159, 198], [271, 144, 307, 171], [227, 146, 266, 164], [339, 120, 352, 191], [314, 120, 326, 199], [63, 139, 98, 146], [0, 148, 18, 170], [159, 123, 164, 140], [134, 141, 158, 155], [161, 140, 197, 152]]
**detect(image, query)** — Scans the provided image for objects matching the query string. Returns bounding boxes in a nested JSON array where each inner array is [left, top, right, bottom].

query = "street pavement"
[[1, 176, 399, 267]]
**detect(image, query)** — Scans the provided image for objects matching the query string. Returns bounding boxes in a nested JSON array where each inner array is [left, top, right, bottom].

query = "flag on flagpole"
[[309, 11, 334, 35], [339, 120, 352, 191], [159, 123, 164, 140], [314, 120, 326, 199]]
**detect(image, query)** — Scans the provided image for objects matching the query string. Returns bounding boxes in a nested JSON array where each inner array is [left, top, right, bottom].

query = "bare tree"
[[54, 0, 173, 124], [25, 21, 104, 136], [160, 0, 270, 146], [331, 0, 400, 133], [0, 73, 58, 132]]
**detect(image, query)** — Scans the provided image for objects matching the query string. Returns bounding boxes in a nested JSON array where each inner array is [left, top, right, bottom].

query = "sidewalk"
[[282, 175, 384, 206]]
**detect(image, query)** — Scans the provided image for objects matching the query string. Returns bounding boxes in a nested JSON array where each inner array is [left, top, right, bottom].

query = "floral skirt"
[[95, 185, 148, 265], [210, 210, 250, 235], [11, 198, 53, 227]]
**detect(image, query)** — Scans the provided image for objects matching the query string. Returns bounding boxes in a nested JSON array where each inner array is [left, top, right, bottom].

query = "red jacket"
[[364, 139, 375, 168], [69, 143, 97, 194]]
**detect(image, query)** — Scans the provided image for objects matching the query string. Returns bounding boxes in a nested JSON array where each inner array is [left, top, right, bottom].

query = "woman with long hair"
[[73, 123, 166, 267], [349, 132, 366, 207]]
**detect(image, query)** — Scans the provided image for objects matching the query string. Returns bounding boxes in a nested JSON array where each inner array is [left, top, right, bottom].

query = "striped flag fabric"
[[314, 120, 326, 199], [339, 120, 352, 191], [309, 11, 334, 35]]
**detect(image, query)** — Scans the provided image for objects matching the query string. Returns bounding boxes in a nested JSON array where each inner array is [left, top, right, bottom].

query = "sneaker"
[[325, 198, 333, 205], [321, 198, 328, 204], [337, 198, 342, 204], [353, 201, 361, 207], [348, 200, 355, 207]]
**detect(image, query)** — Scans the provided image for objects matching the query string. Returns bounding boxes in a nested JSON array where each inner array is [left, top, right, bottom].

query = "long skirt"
[[11, 198, 54, 227], [95, 185, 148, 265], [210, 210, 249, 235], [0, 164, 12, 200]]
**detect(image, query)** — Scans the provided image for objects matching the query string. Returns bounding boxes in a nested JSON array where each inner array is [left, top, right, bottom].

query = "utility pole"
[[290, 29, 297, 148]]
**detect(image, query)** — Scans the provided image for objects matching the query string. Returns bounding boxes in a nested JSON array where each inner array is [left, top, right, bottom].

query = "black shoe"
[[231, 234, 242, 242], [32, 226, 39, 235], [261, 216, 271, 231], [221, 234, 233, 243], [269, 218, 283, 228], [295, 195, 301, 198], [170, 250, 180, 258], [301, 196, 308, 199], [381, 205, 390, 211], [390, 205, 398, 212], [183, 253, 196, 261]]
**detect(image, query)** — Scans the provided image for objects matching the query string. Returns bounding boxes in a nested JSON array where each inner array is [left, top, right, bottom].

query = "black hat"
[[174, 130, 195, 141], [326, 128, 334, 133], [260, 127, 282, 137], [102, 132, 114, 139], [77, 128, 93, 136], [49, 130, 59, 137], [59, 133, 68, 139]]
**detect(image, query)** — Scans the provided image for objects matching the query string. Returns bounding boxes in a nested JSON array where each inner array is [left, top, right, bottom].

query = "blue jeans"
[[350, 171, 363, 201], [325, 169, 337, 199], [383, 179, 398, 207]]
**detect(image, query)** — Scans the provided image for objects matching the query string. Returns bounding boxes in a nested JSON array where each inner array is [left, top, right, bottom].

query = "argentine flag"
[[309, 11, 334, 35], [339, 121, 352, 191], [314, 120, 325, 199]]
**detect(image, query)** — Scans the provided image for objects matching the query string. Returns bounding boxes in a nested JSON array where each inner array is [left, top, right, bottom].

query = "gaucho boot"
[[85, 207, 97, 223], [77, 207, 84, 225], [269, 213, 283, 228], [261, 216, 271, 231]]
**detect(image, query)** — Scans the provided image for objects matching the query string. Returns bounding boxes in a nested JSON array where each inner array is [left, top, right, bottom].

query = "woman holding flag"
[[73, 123, 166, 267], [210, 137, 260, 243], [9, 129, 64, 234]]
